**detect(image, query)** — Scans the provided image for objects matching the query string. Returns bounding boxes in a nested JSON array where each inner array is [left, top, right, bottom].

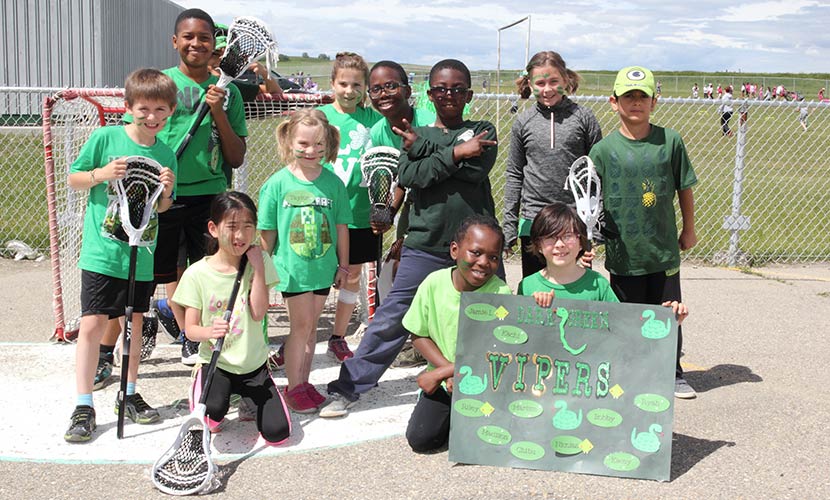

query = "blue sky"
[[176, 1, 829, 74]]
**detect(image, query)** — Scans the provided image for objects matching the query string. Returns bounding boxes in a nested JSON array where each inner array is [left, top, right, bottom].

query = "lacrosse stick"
[[114, 156, 165, 439], [564, 155, 602, 241], [175, 16, 278, 159], [360, 147, 400, 311], [152, 255, 248, 496]]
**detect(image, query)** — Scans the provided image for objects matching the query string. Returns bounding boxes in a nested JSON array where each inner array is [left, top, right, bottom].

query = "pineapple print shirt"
[[258, 167, 352, 292], [589, 126, 697, 276]]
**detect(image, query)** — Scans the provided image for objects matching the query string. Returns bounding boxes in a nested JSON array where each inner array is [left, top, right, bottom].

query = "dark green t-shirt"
[[589, 126, 697, 276]]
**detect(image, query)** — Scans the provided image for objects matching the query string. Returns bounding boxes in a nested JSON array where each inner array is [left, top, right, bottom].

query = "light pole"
[[496, 15, 531, 126]]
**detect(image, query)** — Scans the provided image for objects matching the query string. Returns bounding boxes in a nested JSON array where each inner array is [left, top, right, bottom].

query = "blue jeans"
[[328, 247, 453, 400]]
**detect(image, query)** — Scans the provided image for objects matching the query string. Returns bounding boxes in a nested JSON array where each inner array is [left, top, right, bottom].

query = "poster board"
[[448, 293, 677, 481]]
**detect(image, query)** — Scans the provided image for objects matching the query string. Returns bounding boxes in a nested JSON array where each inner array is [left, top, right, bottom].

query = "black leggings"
[[720, 111, 733, 135], [610, 271, 684, 378], [406, 386, 452, 452], [199, 363, 290, 444]]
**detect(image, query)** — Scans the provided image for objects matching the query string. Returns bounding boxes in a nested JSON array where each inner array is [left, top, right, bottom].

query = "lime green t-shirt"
[[172, 252, 279, 375], [157, 67, 248, 196], [70, 126, 178, 281], [402, 267, 512, 371], [517, 268, 619, 302], [589, 126, 698, 276], [257, 167, 353, 292], [368, 108, 436, 149], [319, 104, 382, 228]]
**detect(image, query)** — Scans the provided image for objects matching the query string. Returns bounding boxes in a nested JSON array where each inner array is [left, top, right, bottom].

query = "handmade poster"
[[448, 293, 677, 481]]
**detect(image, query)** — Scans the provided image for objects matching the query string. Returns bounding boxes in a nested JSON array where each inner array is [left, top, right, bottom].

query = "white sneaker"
[[319, 393, 356, 418], [674, 377, 697, 399]]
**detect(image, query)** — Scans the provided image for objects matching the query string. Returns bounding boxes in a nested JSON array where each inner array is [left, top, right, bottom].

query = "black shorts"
[[281, 287, 331, 299], [348, 227, 380, 265], [80, 270, 154, 318], [154, 195, 214, 283]]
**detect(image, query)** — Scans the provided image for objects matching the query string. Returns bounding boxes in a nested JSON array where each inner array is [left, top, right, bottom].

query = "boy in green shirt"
[[589, 66, 698, 399], [64, 69, 178, 442]]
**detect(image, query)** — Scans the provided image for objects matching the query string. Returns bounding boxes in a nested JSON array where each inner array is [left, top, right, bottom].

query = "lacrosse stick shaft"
[[175, 102, 212, 160], [116, 245, 138, 439], [374, 238, 382, 311]]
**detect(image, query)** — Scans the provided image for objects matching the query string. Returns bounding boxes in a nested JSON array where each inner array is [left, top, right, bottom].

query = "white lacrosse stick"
[[565, 155, 602, 240], [114, 156, 165, 439], [175, 16, 278, 158]]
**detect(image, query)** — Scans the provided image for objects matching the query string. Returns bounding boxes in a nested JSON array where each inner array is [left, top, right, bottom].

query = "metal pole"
[[525, 15, 531, 63], [496, 29, 501, 125], [725, 103, 751, 266]]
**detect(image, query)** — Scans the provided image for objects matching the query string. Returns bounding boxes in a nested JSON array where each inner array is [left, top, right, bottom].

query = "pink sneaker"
[[303, 383, 327, 406], [327, 337, 354, 363], [283, 385, 318, 414]]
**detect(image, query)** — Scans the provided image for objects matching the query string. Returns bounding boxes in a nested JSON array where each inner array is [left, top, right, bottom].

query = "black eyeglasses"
[[368, 82, 407, 97], [428, 86, 470, 96]]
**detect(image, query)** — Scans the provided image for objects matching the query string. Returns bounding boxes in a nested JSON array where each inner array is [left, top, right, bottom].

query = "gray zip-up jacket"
[[503, 97, 603, 245]]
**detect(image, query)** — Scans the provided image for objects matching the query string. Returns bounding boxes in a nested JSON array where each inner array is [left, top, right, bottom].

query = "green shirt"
[[589, 126, 698, 276], [257, 167, 352, 292], [368, 108, 436, 149], [158, 67, 248, 196], [70, 126, 178, 281], [398, 120, 497, 254], [172, 252, 279, 374], [403, 267, 512, 371], [517, 269, 619, 302], [319, 104, 382, 228]]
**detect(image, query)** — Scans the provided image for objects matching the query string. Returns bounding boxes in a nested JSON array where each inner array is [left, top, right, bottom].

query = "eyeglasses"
[[428, 86, 470, 97], [368, 82, 407, 97], [547, 232, 579, 244]]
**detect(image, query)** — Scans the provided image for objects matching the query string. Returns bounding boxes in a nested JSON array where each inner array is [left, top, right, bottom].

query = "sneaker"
[[181, 339, 200, 366], [319, 393, 356, 418], [152, 299, 180, 341], [283, 385, 318, 414], [237, 398, 256, 422], [392, 343, 426, 368], [140, 314, 158, 361], [64, 405, 96, 443], [267, 344, 285, 371], [92, 352, 114, 391], [674, 377, 697, 399], [114, 393, 161, 424], [303, 382, 326, 406], [327, 337, 354, 363]]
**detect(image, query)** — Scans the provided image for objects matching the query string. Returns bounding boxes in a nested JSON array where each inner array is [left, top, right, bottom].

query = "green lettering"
[[553, 359, 569, 394], [487, 352, 511, 391], [599, 311, 609, 330], [532, 354, 552, 396], [596, 361, 610, 397], [514, 353, 529, 392], [572, 361, 592, 397]]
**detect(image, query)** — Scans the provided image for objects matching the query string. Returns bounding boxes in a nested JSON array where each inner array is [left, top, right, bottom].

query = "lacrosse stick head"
[[152, 405, 218, 495], [368, 166, 395, 226], [114, 156, 165, 246], [565, 156, 602, 240], [219, 16, 278, 83], [359, 146, 400, 188]]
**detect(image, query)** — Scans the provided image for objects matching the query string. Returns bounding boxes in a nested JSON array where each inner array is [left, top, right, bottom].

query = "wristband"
[[89, 169, 97, 184], [337, 265, 350, 275]]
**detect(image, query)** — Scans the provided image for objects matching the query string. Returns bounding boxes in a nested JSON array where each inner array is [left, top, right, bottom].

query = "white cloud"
[[717, 0, 819, 22]]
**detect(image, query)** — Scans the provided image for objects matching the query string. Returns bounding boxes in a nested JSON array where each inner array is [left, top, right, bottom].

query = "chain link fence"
[[2, 86, 829, 266]]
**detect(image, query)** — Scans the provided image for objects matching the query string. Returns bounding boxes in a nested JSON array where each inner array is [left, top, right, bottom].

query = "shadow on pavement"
[[683, 364, 763, 393], [671, 432, 735, 480]]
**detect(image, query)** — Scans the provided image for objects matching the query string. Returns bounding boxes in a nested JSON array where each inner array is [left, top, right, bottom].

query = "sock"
[[126, 382, 136, 396], [329, 334, 343, 341], [77, 394, 93, 408], [99, 344, 115, 360]]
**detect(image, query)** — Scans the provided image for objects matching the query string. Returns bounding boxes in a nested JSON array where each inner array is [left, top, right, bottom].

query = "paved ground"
[[0, 258, 828, 499]]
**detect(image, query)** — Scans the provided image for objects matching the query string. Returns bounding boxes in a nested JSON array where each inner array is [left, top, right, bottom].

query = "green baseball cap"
[[215, 35, 227, 51], [613, 66, 655, 97]]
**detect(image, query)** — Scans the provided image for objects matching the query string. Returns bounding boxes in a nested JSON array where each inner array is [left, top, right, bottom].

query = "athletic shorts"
[[154, 195, 214, 283], [348, 227, 380, 265], [281, 287, 331, 299], [80, 270, 154, 318]]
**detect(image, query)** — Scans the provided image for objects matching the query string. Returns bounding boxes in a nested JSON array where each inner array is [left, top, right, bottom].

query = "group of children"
[[64, 8, 698, 452]]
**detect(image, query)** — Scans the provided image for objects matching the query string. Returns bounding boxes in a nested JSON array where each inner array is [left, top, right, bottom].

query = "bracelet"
[[337, 265, 350, 275], [89, 169, 97, 184]]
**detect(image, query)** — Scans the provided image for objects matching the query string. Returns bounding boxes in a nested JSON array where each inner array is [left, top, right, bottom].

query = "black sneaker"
[[181, 339, 200, 366], [64, 405, 96, 443], [152, 299, 181, 341], [92, 352, 114, 391], [114, 393, 160, 424], [140, 314, 158, 361]]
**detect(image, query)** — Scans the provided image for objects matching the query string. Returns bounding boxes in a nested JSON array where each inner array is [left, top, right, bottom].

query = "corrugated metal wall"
[[1, 0, 183, 114]]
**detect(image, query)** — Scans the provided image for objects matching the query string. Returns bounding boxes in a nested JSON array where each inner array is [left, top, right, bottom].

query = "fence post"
[[724, 102, 752, 266]]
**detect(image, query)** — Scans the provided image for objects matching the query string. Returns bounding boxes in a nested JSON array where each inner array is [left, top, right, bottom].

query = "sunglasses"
[[368, 81, 407, 98]]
